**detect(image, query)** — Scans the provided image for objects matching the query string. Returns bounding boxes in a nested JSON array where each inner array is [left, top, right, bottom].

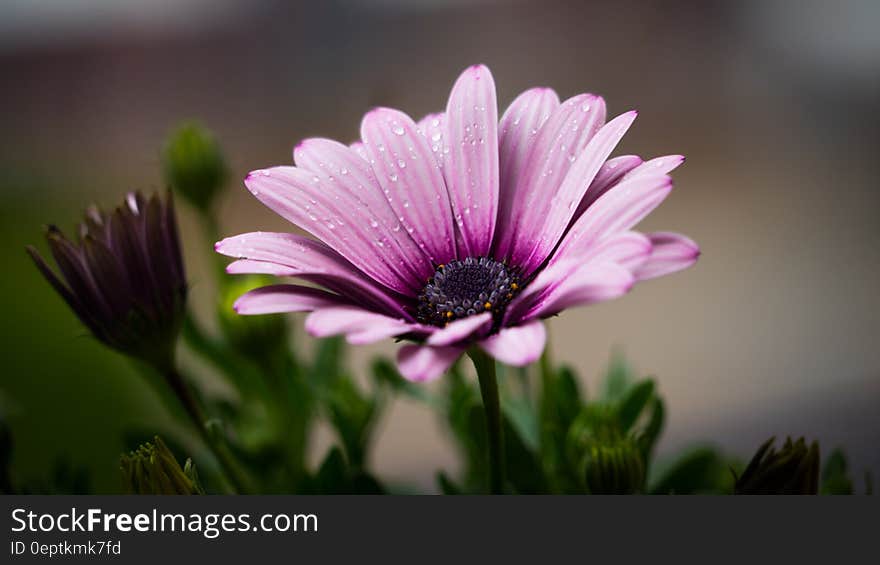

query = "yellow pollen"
[[484, 302, 492, 309], [510, 282, 519, 290], [446, 311, 453, 318]]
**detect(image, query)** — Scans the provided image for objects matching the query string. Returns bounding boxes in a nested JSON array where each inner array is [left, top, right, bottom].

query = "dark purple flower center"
[[416, 257, 522, 328]]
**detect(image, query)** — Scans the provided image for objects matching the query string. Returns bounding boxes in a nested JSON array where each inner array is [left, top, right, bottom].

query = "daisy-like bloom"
[[27, 191, 186, 369], [218, 65, 699, 382]]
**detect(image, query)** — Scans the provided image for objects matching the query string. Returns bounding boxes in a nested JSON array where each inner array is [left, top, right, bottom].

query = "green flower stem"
[[162, 365, 254, 494], [469, 348, 505, 494]]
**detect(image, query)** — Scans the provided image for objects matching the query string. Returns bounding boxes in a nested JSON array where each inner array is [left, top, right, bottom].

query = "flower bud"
[[162, 122, 227, 210], [27, 191, 187, 368], [218, 275, 289, 360], [735, 436, 820, 495], [581, 437, 646, 494], [120, 436, 203, 495]]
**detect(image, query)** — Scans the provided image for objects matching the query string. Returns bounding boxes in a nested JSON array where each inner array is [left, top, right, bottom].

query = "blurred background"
[[1, 0, 878, 492]]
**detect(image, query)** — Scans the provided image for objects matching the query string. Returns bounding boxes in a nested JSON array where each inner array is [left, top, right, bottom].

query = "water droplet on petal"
[[398, 159, 407, 169], [391, 124, 405, 136]]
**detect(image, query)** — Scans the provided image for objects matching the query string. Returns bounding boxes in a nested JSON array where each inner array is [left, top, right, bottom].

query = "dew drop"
[[398, 159, 407, 169], [391, 124, 405, 136]]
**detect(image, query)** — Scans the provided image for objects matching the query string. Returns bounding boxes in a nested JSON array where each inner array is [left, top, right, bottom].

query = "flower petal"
[[522, 262, 634, 320], [550, 229, 652, 270], [233, 284, 343, 315], [506, 231, 650, 324], [552, 173, 673, 264], [443, 64, 499, 256], [497, 86, 559, 221], [494, 93, 607, 264], [243, 166, 418, 295], [521, 111, 639, 273], [293, 138, 433, 286], [360, 107, 457, 265], [426, 312, 492, 346], [479, 320, 546, 366], [623, 154, 685, 180], [587, 231, 653, 272], [305, 306, 418, 345], [634, 232, 700, 280], [397, 344, 463, 382], [574, 154, 683, 226], [572, 154, 643, 221], [416, 113, 447, 172], [216, 231, 411, 318], [225, 259, 297, 276]]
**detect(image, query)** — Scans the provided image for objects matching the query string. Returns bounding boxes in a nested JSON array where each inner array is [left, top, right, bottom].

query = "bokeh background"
[[2, 0, 878, 492]]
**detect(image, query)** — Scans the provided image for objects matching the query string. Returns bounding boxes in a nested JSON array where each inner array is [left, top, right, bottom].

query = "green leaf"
[[502, 395, 539, 453], [311, 336, 345, 384], [314, 447, 348, 493], [370, 357, 434, 405], [556, 366, 583, 429], [351, 472, 385, 494], [821, 448, 854, 495], [466, 404, 546, 493], [617, 379, 655, 432], [650, 446, 732, 494], [638, 396, 665, 462], [601, 350, 633, 403], [436, 471, 462, 495], [324, 376, 377, 469]]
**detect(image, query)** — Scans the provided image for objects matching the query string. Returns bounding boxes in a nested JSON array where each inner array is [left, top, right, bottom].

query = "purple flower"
[[218, 65, 699, 382], [28, 191, 187, 367]]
